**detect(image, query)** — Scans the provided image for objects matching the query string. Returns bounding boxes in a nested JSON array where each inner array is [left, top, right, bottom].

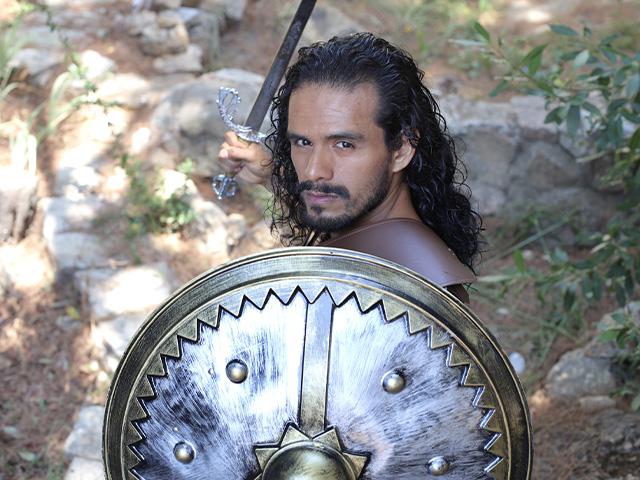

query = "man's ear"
[[391, 134, 416, 173]]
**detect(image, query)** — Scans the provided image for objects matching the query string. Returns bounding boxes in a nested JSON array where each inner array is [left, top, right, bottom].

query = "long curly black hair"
[[265, 33, 483, 269]]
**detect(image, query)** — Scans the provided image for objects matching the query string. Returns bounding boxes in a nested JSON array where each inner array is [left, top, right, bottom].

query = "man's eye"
[[336, 141, 354, 149], [294, 138, 311, 147]]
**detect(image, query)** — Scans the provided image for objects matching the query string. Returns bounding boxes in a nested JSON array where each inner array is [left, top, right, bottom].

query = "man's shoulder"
[[321, 218, 476, 287]]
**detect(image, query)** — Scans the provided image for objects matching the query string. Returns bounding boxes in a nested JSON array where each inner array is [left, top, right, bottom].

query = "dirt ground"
[[0, 0, 638, 478]]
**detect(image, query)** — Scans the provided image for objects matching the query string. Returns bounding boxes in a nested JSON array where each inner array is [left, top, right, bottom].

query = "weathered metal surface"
[[103, 247, 532, 480]]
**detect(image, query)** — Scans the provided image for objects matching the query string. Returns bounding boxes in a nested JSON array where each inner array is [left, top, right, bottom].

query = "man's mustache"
[[296, 181, 350, 199]]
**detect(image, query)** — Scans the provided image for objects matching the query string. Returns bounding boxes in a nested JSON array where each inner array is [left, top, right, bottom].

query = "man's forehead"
[[287, 82, 381, 133], [291, 81, 379, 101]]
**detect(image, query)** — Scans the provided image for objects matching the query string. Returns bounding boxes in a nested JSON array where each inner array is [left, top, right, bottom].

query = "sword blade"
[[244, 0, 317, 131]]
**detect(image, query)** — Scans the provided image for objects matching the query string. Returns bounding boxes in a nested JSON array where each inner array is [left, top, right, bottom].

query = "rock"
[[185, 195, 228, 237], [508, 351, 526, 376], [200, 0, 243, 22], [150, 68, 265, 176], [225, 213, 247, 249], [0, 243, 54, 290], [438, 94, 618, 220], [222, 0, 246, 21], [183, 196, 230, 260], [153, 44, 203, 73], [232, 220, 278, 258], [41, 196, 104, 243], [64, 457, 105, 480], [138, 15, 189, 56], [0, 167, 38, 243], [55, 315, 83, 332], [19, 25, 87, 50], [34, 9, 104, 31], [92, 314, 144, 361], [578, 395, 616, 412], [0, 354, 12, 370], [157, 9, 183, 28], [0, 265, 10, 298], [53, 141, 107, 198], [595, 409, 640, 475], [301, 4, 364, 45], [74, 263, 176, 321], [181, 7, 221, 68], [96, 73, 194, 109], [522, 249, 535, 261], [41, 0, 114, 6], [10, 48, 65, 87], [63, 405, 104, 461], [150, 0, 181, 10], [54, 166, 103, 198], [1, 425, 21, 439], [47, 232, 110, 270], [127, 10, 157, 36], [156, 169, 198, 199], [75, 50, 116, 83], [545, 346, 618, 400]]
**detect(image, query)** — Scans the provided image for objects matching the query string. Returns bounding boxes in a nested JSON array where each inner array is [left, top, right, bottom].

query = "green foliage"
[[120, 154, 195, 242], [474, 23, 639, 405], [0, 3, 120, 172], [0, 9, 28, 109], [382, 0, 496, 65], [598, 307, 640, 410]]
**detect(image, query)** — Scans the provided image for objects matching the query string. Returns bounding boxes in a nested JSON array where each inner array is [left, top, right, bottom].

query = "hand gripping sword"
[[214, 0, 317, 200]]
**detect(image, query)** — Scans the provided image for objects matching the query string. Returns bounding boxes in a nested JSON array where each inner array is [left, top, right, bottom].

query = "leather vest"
[[320, 218, 475, 302]]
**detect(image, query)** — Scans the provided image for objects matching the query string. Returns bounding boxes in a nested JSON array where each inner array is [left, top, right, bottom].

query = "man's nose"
[[305, 147, 333, 181]]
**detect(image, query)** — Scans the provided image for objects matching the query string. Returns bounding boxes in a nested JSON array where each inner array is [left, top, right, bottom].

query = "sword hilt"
[[215, 87, 267, 199]]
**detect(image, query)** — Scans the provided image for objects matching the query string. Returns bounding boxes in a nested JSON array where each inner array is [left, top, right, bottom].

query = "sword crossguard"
[[215, 87, 267, 199]]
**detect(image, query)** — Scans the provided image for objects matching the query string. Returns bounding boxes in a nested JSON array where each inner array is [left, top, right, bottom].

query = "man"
[[218, 33, 482, 302]]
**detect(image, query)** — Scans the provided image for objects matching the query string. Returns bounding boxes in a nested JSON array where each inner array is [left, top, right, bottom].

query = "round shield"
[[103, 247, 532, 479]]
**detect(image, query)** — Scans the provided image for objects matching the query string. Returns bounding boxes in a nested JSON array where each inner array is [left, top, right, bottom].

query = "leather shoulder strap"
[[320, 219, 476, 287]]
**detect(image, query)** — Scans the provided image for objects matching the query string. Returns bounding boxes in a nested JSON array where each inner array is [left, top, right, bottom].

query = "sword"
[[214, 0, 317, 200]]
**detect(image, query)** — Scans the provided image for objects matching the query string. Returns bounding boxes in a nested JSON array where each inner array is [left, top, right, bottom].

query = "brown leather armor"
[[320, 218, 476, 303]]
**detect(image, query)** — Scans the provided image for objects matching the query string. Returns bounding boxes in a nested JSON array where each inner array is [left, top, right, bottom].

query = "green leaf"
[[66, 305, 81, 320], [592, 273, 603, 300], [544, 106, 564, 124], [632, 393, 640, 412], [552, 247, 569, 264], [630, 126, 640, 152], [513, 250, 526, 273], [522, 44, 547, 67], [566, 105, 581, 137], [582, 101, 601, 117], [627, 73, 640, 98], [550, 24, 578, 36], [563, 288, 576, 311], [18, 451, 38, 462], [615, 282, 627, 306], [490, 79, 509, 97], [599, 329, 622, 342], [573, 49, 590, 69], [473, 22, 491, 42]]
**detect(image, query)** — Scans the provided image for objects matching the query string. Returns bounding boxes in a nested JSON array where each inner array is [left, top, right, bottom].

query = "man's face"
[[287, 82, 395, 232]]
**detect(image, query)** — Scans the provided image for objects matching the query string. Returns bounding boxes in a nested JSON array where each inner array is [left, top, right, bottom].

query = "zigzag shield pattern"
[[103, 248, 531, 480]]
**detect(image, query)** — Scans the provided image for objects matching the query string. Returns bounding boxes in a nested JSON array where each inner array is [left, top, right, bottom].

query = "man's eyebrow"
[[287, 131, 306, 141], [326, 131, 365, 141], [286, 131, 365, 141]]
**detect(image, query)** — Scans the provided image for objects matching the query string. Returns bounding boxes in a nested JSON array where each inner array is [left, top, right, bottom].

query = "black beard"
[[297, 169, 390, 233]]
